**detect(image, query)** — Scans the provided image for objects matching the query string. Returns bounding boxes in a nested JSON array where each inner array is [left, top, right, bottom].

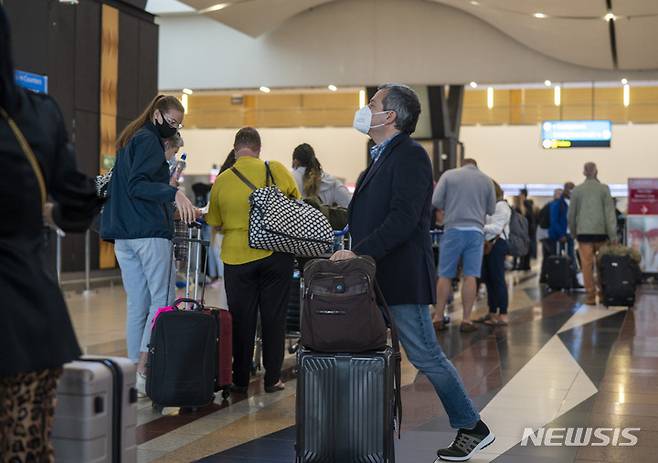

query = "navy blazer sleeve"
[[353, 145, 432, 261]]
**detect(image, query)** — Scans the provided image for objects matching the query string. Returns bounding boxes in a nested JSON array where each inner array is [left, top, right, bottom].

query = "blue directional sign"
[[541, 120, 612, 149], [15, 70, 48, 94]]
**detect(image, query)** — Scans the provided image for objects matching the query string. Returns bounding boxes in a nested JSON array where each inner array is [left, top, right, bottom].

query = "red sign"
[[628, 178, 658, 215]]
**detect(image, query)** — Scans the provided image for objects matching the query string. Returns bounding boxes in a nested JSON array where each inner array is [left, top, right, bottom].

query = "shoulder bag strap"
[[264, 161, 276, 187], [230, 167, 257, 191], [374, 281, 403, 438], [0, 106, 47, 206]]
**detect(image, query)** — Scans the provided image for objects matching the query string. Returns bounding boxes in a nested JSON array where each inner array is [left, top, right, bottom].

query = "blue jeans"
[[439, 229, 485, 278], [115, 238, 175, 362], [390, 304, 480, 429]]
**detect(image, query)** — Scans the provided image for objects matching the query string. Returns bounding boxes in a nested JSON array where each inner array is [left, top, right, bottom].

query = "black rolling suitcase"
[[146, 223, 218, 409], [546, 243, 572, 291], [296, 348, 397, 463], [147, 299, 218, 408], [599, 254, 640, 307]]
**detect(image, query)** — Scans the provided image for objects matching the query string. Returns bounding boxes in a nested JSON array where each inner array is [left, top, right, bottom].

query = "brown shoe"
[[460, 322, 478, 333]]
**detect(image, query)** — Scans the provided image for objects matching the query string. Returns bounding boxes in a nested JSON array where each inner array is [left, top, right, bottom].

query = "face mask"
[[352, 106, 389, 134], [155, 112, 178, 139]]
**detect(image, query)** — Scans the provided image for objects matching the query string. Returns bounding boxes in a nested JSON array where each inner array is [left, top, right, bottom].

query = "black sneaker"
[[435, 420, 495, 462]]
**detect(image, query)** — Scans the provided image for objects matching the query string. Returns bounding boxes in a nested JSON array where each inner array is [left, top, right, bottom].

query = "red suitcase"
[[206, 306, 233, 399]]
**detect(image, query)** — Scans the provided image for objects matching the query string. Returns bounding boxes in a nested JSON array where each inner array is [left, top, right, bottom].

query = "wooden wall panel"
[[302, 92, 359, 109], [99, 4, 119, 269], [633, 87, 658, 103], [118, 12, 141, 120], [563, 88, 594, 106]]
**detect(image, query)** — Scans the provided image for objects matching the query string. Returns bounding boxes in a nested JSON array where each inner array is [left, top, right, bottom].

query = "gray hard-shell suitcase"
[[295, 347, 397, 463], [52, 356, 138, 463]]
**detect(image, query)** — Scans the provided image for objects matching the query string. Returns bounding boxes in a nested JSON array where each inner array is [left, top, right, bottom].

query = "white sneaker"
[[136, 372, 147, 399]]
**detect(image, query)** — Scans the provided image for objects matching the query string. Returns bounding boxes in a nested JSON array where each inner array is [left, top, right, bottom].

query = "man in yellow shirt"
[[206, 127, 299, 394]]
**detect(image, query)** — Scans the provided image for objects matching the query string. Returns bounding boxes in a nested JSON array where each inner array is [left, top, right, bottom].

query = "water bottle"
[[171, 152, 187, 184]]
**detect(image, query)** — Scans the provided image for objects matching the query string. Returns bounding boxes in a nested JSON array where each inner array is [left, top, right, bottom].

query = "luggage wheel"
[[221, 389, 231, 400], [288, 343, 300, 354]]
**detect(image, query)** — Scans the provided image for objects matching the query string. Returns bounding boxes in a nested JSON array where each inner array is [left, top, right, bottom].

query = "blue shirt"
[[369, 134, 398, 163]]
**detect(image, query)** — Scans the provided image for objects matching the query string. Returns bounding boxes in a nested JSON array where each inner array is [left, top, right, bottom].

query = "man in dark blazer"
[[331, 84, 494, 462]]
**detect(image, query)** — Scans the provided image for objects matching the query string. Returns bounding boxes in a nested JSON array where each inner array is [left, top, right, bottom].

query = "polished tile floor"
[[64, 272, 658, 463]]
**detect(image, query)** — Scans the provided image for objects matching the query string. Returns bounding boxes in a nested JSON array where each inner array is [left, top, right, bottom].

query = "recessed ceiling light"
[[182, 88, 193, 95], [621, 78, 628, 85], [259, 86, 271, 93], [534, 12, 548, 19], [544, 80, 552, 87], [469, 81, 478, 89], [470, 1, 479, 5], [199, 3, 229, 14], [328, 84, 338, 92], [604, 13, 617, 22]]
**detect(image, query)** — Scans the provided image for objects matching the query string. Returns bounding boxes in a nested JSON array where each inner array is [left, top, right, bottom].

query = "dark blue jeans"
[[482, 239, 509, 314]]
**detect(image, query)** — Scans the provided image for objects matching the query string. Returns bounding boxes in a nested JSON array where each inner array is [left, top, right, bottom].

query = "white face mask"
[[352, 106, 389, 135]]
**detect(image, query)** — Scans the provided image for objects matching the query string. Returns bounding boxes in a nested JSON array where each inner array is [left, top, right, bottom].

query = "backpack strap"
[[231, 167, 257, 191], [374, 281, 403, 438]]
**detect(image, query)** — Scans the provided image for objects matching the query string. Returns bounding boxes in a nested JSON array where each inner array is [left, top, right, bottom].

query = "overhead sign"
[[541, 120, 612, 149], [15, 70, 48, 94]]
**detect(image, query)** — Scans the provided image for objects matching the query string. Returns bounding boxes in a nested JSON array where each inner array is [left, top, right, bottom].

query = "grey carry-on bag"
[[52, 356, 138, 463], [296, 347, 397, 463]]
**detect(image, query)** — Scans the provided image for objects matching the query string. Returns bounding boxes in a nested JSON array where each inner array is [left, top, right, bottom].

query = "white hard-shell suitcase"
[[52, 356, 138, 463]]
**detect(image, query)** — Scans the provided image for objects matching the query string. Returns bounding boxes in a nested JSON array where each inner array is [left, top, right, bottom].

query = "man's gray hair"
[[584, 162, 597, 179], [378, 83, 421, 135]]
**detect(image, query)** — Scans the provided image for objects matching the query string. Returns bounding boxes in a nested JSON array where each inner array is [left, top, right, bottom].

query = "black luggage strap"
[[374, 281, 403, 438], [231, 162, 276, 191], [231, 167, 257, 191]]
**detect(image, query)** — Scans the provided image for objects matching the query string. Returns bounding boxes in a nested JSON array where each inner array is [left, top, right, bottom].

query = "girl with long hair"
[[101, 94, 197, 395], [291, 143, 352, 207]]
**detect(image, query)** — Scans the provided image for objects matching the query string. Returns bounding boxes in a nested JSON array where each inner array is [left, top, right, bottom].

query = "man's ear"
[[387, 110, 397, 126]]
